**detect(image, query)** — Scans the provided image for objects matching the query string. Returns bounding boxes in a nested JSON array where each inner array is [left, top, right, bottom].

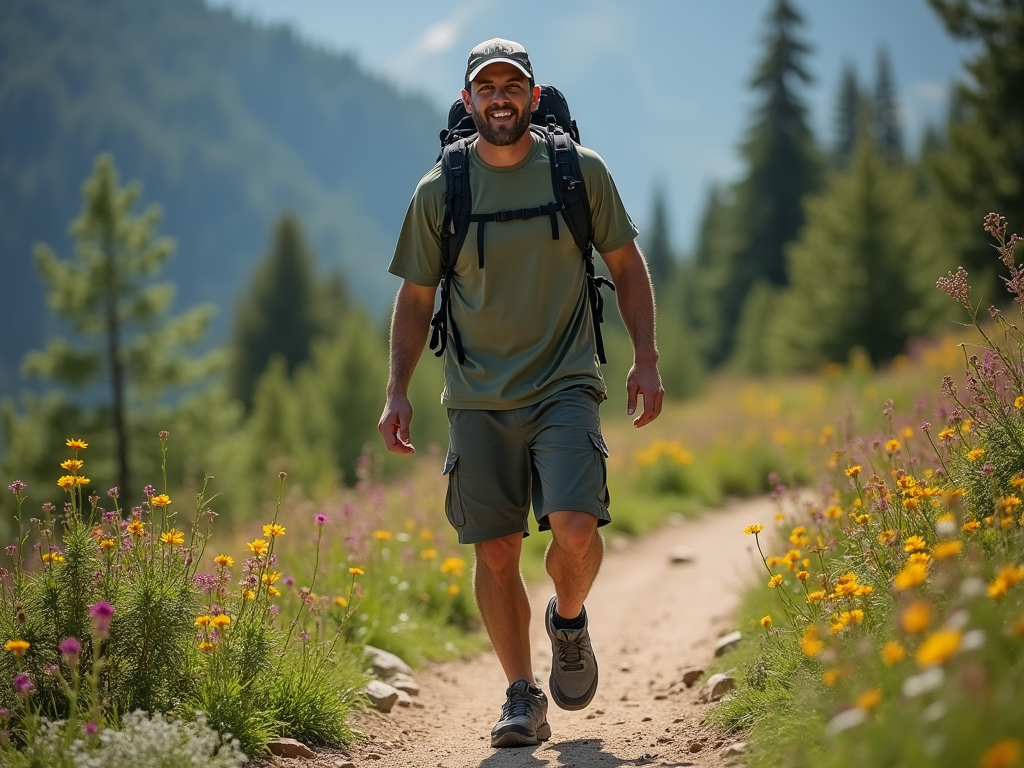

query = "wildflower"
[[936, 266, 971, 305], [372, 529, 392, 541], [82, 721, 98, 737], [7, 480, 26, 496], [150, 494, 171, 507], [980, 739, 1022, 768], [882, 640, 905, 666], [932, 540, 962, 560], [4, 640, 29, 658], [968, 448, 986, 461], [66, 438, 88, 450], [938, 428, 956, 441], [825, 505, 843, 519], [908, 552, 932, 567], [963, 520, 981, 534], [57, 476, 75, 490], [262, 523, 286, 538], [885, 439, 901, 455], [262, 570, 281, 585], [901, 601, 932, 634], [89, 600, 114, 639], [99, 539, 115, 551], [267, 586, 281, 597], [801, 626, 823, 657], [1017, 397, 1024, 409], [797, 570, 809, 583], [210, 615, 230, 629], [195, 615, 212, 628], [334, 596, 348, 608], [988, 564, 1024, 599], [845, 466, 862, 478], [143, 484, 155, 496], [878, 530, 897, 545], [42, 552, 65, 563], [903, 535, 927, 553], [915, 629, 962, 667], [242, 589, 256, 600], [126, 520, 145, 536], [789, 526, 808, 545], [1000, 496, 1022, 514], [768, 574, 783, 588], [823, 668, 842, 686], [159, 529, 184, 547], [199, 641, 215, 653], [807, 590, 826, 603], [214, 554, 234, 568], [743, 524, 764, 535], [61, 459, 84, 471], [421, 548, 438, 561], [856, 688, 883, 712], [348, 566, 364, 576], [855, 514, 870, 525], [447, 583, 460, 596], [247, 539, 269, 557], [841, 609, 865, 624], [315, 514, 327, 526], [440, 557, 466, 577], [760, 615, 772, 629], [13, 673, 32, 695], [58, 637, 81, 658]]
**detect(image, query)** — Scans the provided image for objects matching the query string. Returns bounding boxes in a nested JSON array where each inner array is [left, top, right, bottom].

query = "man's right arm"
[[377, 279, 438, 454]]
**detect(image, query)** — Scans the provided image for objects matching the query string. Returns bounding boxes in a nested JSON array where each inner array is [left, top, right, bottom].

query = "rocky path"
[[277, 496, 772, 768]]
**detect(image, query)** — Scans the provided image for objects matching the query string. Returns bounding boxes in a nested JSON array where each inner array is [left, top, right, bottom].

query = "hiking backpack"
[[427, 84, 616, 365]]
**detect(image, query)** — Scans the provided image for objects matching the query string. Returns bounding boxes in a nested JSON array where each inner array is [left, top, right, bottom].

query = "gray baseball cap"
[[465, 38, 534, 87]]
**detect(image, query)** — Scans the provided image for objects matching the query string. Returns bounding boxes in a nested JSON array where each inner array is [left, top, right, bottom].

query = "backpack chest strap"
[[467, 202, 561, 268]]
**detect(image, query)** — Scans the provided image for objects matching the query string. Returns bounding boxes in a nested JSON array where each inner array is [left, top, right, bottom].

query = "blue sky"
[[205, 0, 974, 252]]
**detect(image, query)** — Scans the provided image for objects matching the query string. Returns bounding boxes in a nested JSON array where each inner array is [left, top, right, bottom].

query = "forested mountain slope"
[[0, 0, 442, 394]]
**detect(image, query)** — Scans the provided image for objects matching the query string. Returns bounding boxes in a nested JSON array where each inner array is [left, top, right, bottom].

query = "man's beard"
[[471, 104, 532, 147]]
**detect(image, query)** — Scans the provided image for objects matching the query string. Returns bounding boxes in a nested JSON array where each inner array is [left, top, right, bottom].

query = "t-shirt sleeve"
[[389, 164, 446, 286], [578, 147, 639, 254]]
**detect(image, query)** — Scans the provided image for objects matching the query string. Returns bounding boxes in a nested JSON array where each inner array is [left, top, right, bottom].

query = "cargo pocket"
[[588, 431, 611, 506], [442, 450, 466, 528]]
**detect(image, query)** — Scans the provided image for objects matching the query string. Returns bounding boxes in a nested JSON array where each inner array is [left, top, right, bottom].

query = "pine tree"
[[229, 212, 320, 410], [23, 155, 218, 501], [926, 0, 1024, 292], [834, 63, 861, 170], [874, 47, 904, 163], [766, 137, 951, 370], [643, 184, 675, 287], [698, 0, 821, 365]]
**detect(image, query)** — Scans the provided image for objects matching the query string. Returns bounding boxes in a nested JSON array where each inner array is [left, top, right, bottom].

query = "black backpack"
[[427, 84, 615, 365]]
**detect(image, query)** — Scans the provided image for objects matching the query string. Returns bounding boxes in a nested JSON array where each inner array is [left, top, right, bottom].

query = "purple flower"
[[283, 575, 295, 587], [43, 664, 58, 677], [315, 513, 328, 526], [143, 485, 155, 497], [89, 600, 114, 638], [13, 674, 32, 695], [82, 721, 98, 736], [981, 463, 995, 476], [299, 631, 310, 643], [158, 430, 169, 440], [0, 707, 9, 719], [4, 546, 16, 556], [921, 421, 931, 432], [41, 502, 54, 513], [102, 510, 117, 523], [107, 487, 119, 499], [131, 506, 143, 519], [193, 573, 218, 593], [7, 480, 25, 496], [268, 605, 280, 616], [59, 637, 81, 658]]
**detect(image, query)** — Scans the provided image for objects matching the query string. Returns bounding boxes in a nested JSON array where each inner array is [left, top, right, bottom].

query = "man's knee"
[[548, 510, 600, 556], [474, 533, 523, 574]]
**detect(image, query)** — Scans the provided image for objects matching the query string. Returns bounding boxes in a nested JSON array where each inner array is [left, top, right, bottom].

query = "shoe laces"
[[501, 682, 536, 720], [554, 629, 591, 672]]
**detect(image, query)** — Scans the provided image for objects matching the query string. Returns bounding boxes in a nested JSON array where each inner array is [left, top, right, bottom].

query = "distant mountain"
[[0, 0, 442, 395]]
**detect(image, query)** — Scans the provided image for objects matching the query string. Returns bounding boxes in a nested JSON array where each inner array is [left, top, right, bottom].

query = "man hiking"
[[377, 37, 664, 748]]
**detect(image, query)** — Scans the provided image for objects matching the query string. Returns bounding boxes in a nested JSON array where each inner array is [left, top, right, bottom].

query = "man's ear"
[[461, 88, 473, 113], [530, 84, 541, 113]]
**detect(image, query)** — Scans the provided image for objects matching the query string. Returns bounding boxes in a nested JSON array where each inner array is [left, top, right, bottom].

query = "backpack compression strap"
[[538, 122, 616, 365], [429, 137, 475, 364]]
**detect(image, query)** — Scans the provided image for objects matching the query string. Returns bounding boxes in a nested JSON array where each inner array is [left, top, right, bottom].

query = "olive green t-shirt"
[[390, 132, 638, 410]]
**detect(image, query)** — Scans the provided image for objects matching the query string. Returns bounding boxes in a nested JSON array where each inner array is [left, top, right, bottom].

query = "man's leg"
[[544, 510, 603, 620], [473, 532, 533, 685]]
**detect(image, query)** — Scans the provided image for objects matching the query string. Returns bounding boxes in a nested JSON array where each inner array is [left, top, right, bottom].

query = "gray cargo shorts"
[[442, 385, 611, 544]]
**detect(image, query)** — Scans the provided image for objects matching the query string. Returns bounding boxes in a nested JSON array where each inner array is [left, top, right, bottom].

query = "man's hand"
[[378, 393, 416, 454], [625, 361, 664, 428]]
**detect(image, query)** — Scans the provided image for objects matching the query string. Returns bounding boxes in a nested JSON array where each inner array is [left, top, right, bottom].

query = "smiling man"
[[378, 37, 664, 748]]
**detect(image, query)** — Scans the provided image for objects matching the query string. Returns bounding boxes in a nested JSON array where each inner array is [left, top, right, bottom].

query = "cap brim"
[[466, 58, 532, 84]]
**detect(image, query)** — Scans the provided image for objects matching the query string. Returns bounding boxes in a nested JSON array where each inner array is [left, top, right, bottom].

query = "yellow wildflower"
[[963, 520, 981, 534], [267, 586, 281, 597], [151, 494, 171, 507], [66, 438, 88, 450], [901, 601, 932, 634], [247, 539, 269, 557], [885, 439, 901, 455], [1017, 397, 1024, 409], [57, 476, 75, 490], [75, 476, 90, 486], [768, 574, 783, 588], [440, 557, 466, 578], [855, 514, 870, 525], [797, 570, 809, 583], [1000, 496, 1022, 514], [856, 688, 883, 712], [915, 629, 962, 667], [807, 590, 826, 603], [908, 552, 932, 567], [42, 552, 65, 563], [195, 615, 212, 628], [373, 530, 392, 541], [348, 567, 364, 576], [60, 459, 84, 471], [1012, 475, 1024, 490], [932, 540, 962, 560], [878, 530, 897, 545], [845, 465, 862, 478], [824, 505, 843, 519], [127, 520, 144, 536], [967, 448, 986, 461], [214, 554, 234, 568], [789, 526, 807, 545], [242, 589, 256, 600], [159, 529, 184, 546], [334, 596, 348, 608], [903, 535, 927, 553], [938, 427, 956, 441], [447, 584, 460, 596], [760, 615, 772, 629], [881, 640, 905, 666], [420, 548, 438, 561], [262, 570, 281, 585], [822, 668, 842, 686], [841, 609, 865, 624], [263, 523, 286, 538], [980, 739, 1022, 768], [210, 614, 231, 629], [99, 539, 115, 551], [199, 641, 215, 653], [743, 524, 764, 535], [801, 626, 823, 657], [4, 639, 30, 658]]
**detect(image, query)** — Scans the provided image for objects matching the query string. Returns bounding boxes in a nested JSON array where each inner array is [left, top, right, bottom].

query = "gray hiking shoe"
[[490, 679, 551, 748], [545, 595, 599, 711]]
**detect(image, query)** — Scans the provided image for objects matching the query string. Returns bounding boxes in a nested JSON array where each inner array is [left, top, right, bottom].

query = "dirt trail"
[[331, 496, 771, 768]]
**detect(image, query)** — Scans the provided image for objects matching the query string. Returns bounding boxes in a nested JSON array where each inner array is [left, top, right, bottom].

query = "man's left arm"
[[601, 241, 665, 427]]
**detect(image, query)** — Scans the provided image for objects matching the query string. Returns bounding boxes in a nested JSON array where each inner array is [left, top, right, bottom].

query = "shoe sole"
[[491, 722, 551, 748]]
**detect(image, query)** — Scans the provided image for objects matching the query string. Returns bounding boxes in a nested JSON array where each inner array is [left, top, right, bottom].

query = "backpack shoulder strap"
[[429, 136, 475, 364], [537, 123, 616, 364]]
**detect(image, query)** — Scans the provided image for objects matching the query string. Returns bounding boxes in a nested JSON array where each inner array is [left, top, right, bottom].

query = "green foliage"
[[766, 136, 951, 370], [642, 184, 676, 287], [873, 47, 903, 164], [833, 64, 861, 171]]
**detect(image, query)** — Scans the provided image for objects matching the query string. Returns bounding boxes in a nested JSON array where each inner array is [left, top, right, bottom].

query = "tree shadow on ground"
[[474, 737, 697, 767]]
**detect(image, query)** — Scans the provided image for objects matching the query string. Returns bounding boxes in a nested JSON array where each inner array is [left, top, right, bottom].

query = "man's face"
[[462, 62, 538, 147]]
